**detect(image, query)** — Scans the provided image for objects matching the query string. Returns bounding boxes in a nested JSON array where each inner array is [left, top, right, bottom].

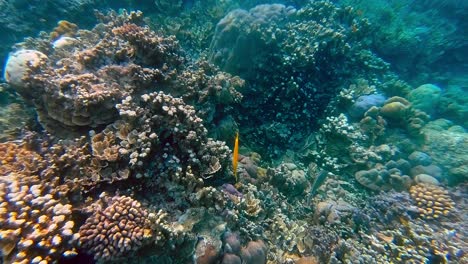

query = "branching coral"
[[79, 194, 154, 261], [0, 138, 88, 263], [114, 91, 231, 185]]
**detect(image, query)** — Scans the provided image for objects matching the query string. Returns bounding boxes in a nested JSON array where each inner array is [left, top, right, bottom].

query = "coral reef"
[[6, 16, 184, 132], [0, 1, 466, 264], [338, 0, 468, 84], [6, 11, 242, 141], [209, 1, 392, 159]]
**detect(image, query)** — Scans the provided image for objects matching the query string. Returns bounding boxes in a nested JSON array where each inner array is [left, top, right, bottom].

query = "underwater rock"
[[195, 241, 220, 264], [422, 121, 468, 184], [408, 84, 441, 115], [210, 4, 295, 76], [270, 163, 309, 197], [222, 231, 241, 254], [414, 174, 440, 185], [408, 151, 432, 166], [438, 85, 468, 127], [221, 253, 241, 264], [240, 240, 267, 264]]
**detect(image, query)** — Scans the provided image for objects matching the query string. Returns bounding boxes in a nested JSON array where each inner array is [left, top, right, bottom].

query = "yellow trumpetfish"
[[232, 131, 239, 182]]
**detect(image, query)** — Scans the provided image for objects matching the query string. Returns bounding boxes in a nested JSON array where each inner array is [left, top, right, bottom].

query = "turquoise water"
[[0, 1, 466, 263]]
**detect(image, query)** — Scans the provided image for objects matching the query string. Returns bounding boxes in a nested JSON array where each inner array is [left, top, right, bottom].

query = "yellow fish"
[[232, 131, 239, 182]]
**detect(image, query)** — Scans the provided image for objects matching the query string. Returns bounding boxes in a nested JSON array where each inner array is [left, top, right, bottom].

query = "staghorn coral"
[[79, 194, 157, 261], [409, 183, 455, 219]]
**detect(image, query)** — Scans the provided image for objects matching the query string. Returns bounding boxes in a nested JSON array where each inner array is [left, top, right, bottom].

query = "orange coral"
[[410, 183, 455, 219], [0, 142, 46, 177], [50, 20, 78, 41]]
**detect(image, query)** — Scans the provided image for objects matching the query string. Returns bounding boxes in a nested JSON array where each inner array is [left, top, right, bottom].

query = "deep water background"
[[0, 0, 467, 87]]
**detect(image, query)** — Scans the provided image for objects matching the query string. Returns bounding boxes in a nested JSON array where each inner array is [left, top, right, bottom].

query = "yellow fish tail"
[[233, 131, 239, 182]]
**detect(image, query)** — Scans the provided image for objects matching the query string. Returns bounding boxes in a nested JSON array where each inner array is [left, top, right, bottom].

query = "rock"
[[408, 151, 432, 166], [414, 174, 440, 185], [410, 165, 443, 180]]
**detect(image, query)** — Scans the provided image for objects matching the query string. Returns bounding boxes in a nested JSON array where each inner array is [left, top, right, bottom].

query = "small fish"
[[232, 131, 239, 183], [310, 169, 329, 198]]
